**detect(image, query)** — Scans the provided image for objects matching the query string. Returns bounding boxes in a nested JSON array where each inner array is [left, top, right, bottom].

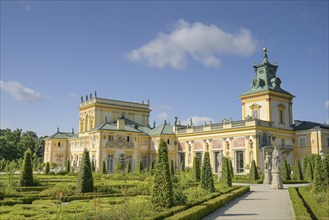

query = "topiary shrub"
[[313, 155, 329, 193], [219, 157, 232, 188], [304, 159, 313, 182], [66, 160, 70, 173], [149, 160, 155, 175], [293, 159, 303, 180], [138, 160, 144, 174], [228, 158, 234, 178], [127, 160, 132, 173], [91, 160, 95, 172], [193, 156, 201, 182], [102, 161, 106, 174], [201, 152, 215, 192], [152, 139, 173, 208], [249, 160, 259, 180], [76, 149, 93, 193], [19, 149, 34, 186], [280, 159, 290, 181], [45, 162, 50, 174], [170, 160, 175, 176]]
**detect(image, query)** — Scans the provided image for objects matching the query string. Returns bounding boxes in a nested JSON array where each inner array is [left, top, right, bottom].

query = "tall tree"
[[19, 149, 34, 186], [201, 152, 215, 192], [228, 158, 234, 178], [76, 149, 93, 193], [45, 162, 50, 174], [101, 161, 106, 174], [66, 160, 71, 173], [152, 139, 173, 208], [170, 160, 175, 176], [313, 155, 329, 193]]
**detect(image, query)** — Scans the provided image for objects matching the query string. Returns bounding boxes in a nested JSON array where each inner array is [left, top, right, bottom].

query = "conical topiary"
[[45, 162, 50, 174], [91, 160, 95, 172], [102, 161, 106, 174], [249, 160, 259, 180], [219, 157, 232, 188], [304, 159, 313, 182], [66, 160, 70, 173], [313, 155, 329, 193], [19, 149, 34, 186], [228, 159, 234, 178], [201, 152, 215, 192], [293, 159, 303, 180], [76, 149, 93, 193], [149, 160, 155, 175], [193, 156, 201, 182], [280, 159, 290, 181], [127, 160, 132, 173], [170, 160, 175, 176], [152, 139, 173, 208]]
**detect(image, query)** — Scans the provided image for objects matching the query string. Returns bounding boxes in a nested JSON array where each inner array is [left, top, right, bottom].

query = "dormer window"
[[277, 104, 286, 124], [250, 103, 261, 119]]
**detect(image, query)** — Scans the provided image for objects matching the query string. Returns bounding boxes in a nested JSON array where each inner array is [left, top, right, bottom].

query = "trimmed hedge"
[[288, 187, 312, 220], [165, 186, 250, 220], [299, 187, 329, 219]]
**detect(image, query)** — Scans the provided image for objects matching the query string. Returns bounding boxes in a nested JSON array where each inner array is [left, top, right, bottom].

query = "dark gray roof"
[[292, 120, 329, 131]]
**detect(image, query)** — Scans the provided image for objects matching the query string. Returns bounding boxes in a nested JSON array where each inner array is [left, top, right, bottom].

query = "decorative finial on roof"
[[72, 128, 74, 134], [105, 116, 108, 122], [262, 47, 269, 63], [81, 96, 83, 102], [164, 120, 167, 124], [153, 120, 156, 128], [57, 127, 59, 132], [174, 116, 178, 125], [94, 90, 97, 98]]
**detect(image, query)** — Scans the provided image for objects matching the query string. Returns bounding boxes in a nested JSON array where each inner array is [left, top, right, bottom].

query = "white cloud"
[[126, 19, 257, 69], [0, 80, 48, 103], [155, 102, 171, 111], [182, 116, 214, 126], [68, 93, 78, 98], [158, 112, 169, 121], [325, 100, 329, 108]]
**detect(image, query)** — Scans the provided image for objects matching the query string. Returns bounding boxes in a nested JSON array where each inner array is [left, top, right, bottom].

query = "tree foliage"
[[66, 160, 71, 173], [117, 153, 128, 173], [76, 149, 93, 193], [152, 139, 173, 208], [304, 158, 313, 182], [293, 159, 303, 180], [127, 159, 132, 173], [201, 152, 215, 192], [228, 158, 234, 178], [193, 156, 201, 182], [149, 160, 155, 175], [138, 160, 144, 174], [280, 159, 290, 181], [249, 160, 259, 180], [219, 157, 232, 188], [170, 160, 175, 176], [19, 149, 34, 186], [0, 129, 46, 161]]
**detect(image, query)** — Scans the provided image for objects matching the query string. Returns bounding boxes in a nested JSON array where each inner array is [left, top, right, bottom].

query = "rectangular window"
[[236, 151, 244, 173], [178, 153, 185, 170], [252, 109, 259, 119], [58, 142, 61, 147], [326, 137, 329, 147], [299, 136, 306, 148], [195, 152, 202, 163], [279, 110, 284, 123], [109, 135, 114, 141], [127, 136, 130, 142], [143, 139, 147, 145], [107, 155, 113, 172], [141, 156, 147, 170], [167, 139, 171, 145]]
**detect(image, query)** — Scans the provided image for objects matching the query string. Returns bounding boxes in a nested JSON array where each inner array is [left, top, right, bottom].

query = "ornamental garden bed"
[[0, 174, 249, 219]]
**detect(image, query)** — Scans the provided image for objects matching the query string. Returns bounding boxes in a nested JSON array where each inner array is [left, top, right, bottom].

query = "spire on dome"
[[262, 48, 269, 63]]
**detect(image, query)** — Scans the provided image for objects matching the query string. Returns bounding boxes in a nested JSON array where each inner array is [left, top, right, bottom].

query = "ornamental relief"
[[106, 135, 134, 149]]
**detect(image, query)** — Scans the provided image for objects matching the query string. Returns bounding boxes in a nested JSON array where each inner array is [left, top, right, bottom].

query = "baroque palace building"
[[44, 49, 329, 174]]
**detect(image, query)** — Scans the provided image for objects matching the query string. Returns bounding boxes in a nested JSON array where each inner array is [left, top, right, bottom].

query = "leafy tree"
[[249, 160, 259, 180], [280, 159, 290, 181], [201, 152, 215, 192], [170, 160, 175, 176], [193, 156, 201, 182], [228, 158, 234, 178], [219, 157, 232, 188], [19, 149, 34, 186], [45, 162, 50, 174], [76, 149, 93, 193], [66, 160, 71, 173], [101, 161, 106, 174], [293, 159, 303, 180], [152, 139, 173, 208]]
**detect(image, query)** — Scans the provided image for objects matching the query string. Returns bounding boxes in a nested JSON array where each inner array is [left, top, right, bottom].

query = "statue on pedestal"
[[264, 152, 272, 170], [272, 147, 280, 170]]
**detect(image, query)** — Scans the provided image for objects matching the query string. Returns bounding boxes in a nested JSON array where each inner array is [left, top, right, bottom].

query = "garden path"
[[203, 183, 308, 220]]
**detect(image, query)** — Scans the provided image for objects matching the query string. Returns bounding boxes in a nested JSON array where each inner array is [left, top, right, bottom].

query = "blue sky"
[[1, 1, 328, 136]]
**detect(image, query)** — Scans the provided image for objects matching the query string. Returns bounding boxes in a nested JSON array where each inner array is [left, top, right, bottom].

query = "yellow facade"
[[44, 51, 329, 174]]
